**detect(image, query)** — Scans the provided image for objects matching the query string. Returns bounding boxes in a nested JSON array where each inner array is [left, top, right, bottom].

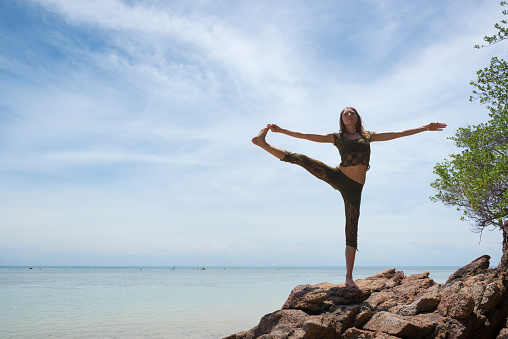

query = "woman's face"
[[342, 108, 358, 125]]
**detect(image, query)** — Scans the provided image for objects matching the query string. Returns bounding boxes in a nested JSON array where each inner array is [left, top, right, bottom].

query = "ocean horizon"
[[1, 265, 461, 338]]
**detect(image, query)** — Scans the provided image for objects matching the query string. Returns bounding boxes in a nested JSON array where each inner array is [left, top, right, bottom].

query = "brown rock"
[[343, 327, 400, 338], [364, 271, 438, 311], [325, 285, 371, 307], [468, 270, 507, 315], [433, 317, 469, 339], [391, 292, 441, 316], [446, 255, 490, 284], [438, 289, 475, 319], [366, 268, 397, 279], [243, 309, 308, 339], [281, 284, 328, 313], [415, 292, 442, 312], [226, 256, 508, 339], [241, 309, 351, 339], [329, 305, 358, 332], [301, 315, 341, 339], [356, 269, 405, 292], [353, 306, 374, 327], [479, 282, 503, 314], [433, 315, 489, 339], [391, 272, 436, 300], [282, 282, 368, 313], [223, 332, 246, 339], [438, 269, 506, 323], [362, 311, 435, 339]]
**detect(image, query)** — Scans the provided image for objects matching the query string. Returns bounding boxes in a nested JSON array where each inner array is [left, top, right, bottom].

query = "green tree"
[[431, 2, 508, 267]]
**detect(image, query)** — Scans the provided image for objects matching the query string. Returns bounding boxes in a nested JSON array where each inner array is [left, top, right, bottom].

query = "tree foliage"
[[475, 1, 508, 48], [431, 2, 508, 234]]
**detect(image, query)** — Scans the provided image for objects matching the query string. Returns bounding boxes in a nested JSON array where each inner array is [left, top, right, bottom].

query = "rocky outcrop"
[[225, 256, 508, 339]]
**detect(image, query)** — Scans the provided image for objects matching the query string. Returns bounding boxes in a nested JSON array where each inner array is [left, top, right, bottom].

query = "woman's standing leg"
[[345, 246, 357, 288], [339, 174, 362, 289], [252, 127, 286, 160]]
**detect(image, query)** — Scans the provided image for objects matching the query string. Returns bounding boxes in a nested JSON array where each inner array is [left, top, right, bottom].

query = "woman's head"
[[340, 106, 366, 135]]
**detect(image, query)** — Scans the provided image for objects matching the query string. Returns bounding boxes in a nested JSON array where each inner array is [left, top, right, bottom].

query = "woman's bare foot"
[[252, 127, 269, 146], [345, 277, 359, 289], [251, 126, 286, 160]]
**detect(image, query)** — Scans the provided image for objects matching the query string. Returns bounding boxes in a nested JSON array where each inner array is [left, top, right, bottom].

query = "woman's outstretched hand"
[[267, 124, 281, 133], [426, 122, 447, 131]]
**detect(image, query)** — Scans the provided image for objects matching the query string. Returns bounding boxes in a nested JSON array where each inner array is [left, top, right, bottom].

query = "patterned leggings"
[[282, 151, 364, 249]]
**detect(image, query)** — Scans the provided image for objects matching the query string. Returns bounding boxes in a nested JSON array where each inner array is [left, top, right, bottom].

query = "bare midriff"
[[338, 164, 368, 185]]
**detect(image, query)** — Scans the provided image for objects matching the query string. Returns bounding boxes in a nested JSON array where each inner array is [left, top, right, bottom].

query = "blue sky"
[[0, 0, 505, 267]]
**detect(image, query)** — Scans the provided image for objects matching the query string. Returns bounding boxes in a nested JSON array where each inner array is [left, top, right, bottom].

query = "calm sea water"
[[1, 266, 458, 339]]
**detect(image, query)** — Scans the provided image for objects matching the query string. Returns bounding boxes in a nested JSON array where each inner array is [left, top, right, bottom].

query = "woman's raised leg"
[[252, 127, 286, 160]]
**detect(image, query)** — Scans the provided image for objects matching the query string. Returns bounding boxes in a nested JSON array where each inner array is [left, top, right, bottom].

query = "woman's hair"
[[339, 106, 368, 137]]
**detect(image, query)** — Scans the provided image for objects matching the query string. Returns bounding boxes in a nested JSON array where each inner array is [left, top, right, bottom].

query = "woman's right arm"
[[268, 124, 334, 143]]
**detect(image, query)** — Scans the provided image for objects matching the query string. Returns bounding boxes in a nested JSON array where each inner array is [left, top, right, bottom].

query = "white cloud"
[[0, 0, 504, 266]]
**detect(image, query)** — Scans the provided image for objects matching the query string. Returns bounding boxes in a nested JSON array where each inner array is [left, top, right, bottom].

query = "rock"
[[329, 305, 359, 332], [242, 309, 309, 339], [353, 306, 374, 327], [282, 282, 369, 313], [363, 271, 438, 311], [362, 311, 436, 339], [223, 332, 246, 339], [438, 288, 475, 319], [432, 317, 470, 339], [225, 256, 508, 339], [446, 255, 490, 284], [469, 270, 506, 315], [301, 315, 341, 339], [391, 292, 441, 316], [356, 269, 405, 292], [281, 284, 329, 313], [343, 328, 400, 338]]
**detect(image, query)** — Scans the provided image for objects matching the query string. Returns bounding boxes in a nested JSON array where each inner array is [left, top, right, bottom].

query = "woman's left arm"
[[370, 122, 447, 142]]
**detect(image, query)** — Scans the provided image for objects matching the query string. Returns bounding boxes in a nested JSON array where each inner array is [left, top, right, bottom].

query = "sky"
[[0, 0, 506, 268]]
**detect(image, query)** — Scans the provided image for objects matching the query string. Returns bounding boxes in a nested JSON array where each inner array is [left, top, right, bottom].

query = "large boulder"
[[226, 255, 508, 339], [446, 255, 491, 284]]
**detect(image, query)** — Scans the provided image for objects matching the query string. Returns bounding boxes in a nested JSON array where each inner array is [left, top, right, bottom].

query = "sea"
[[0, 266, 459, 339]]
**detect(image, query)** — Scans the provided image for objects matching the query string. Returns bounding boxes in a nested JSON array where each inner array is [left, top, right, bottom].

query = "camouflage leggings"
[[282, 151, 363, 249]]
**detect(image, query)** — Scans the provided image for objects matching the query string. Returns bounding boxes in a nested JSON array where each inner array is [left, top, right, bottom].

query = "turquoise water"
[[1, 266, 458, 338]]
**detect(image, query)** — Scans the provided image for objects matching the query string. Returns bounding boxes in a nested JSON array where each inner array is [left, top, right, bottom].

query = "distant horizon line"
[[0, 265, 464, 269]]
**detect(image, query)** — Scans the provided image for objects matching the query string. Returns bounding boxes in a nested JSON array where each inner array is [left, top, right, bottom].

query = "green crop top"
[[333, 131, 371, 170]]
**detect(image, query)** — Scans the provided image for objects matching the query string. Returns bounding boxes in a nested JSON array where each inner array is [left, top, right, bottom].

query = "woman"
[[251, 107, 447, 288]]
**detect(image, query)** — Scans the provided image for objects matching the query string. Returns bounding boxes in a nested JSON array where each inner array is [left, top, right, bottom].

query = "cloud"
[[34, 0, 304, 98], [0, 0, 504, 266]]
